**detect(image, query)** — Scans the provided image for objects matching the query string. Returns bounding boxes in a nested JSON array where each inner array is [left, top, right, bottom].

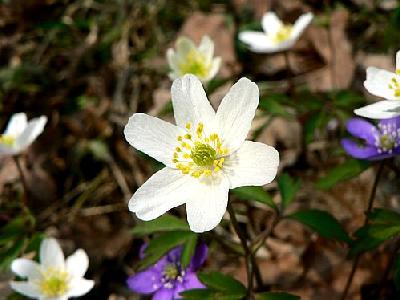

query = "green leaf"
[[394, 253, 400, 291], [0, 217, 25, 245], [131, 214, 189, 236], [368, 208, 400, 225], [304, 111, 326, 144], [181, 234, 198, 268], [198, 272, 247, 295], [232, 186, 277, 211], [257, 292, 300, 300], [277, 173, 301, 210], [0, 238, 25, 270], [288, 209, 351, 244], [180, 289, 216, 300], [316, 159, 371, 190], [259, 95, 292, 117], [138, 231, 195, 270]]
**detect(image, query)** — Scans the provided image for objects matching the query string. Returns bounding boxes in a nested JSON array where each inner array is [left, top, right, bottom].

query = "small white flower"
[[0, 113, 47, 156], [354, 50, 400, 119], [10, 238, 94, 300], [239, 12, 313, 53], [166, 36, 221, 83], [124, 74, 279, 233]]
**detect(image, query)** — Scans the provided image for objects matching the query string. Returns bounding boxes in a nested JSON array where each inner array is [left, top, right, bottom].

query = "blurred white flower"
[[0, 113, 47, 156], [354, 50, 400, 119], [10, 238, 94, 300], [124, 74, 279, 233], [166, 36, 221, 83], [239, 12, 313, 53]]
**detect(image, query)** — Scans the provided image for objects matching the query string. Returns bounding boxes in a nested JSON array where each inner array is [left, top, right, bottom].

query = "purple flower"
[[342, 116, 400, 160], [127, 244, 207, 300]]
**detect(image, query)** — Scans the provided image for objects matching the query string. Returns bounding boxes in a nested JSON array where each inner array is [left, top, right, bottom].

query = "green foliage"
[[138, 231, 196, 270], [232, 186, 277, 211], [259, 94, 293, 118], [181, 272, 246, 300], [288, 209, 351, 244], [131, 214, 190, 236], [394, 253, 400, 291], [316, 159, 371, 190], [256, 292, 300, 300], [277, 173, 301, 211], [181, 234, 198, 268], [350, 208, 400, 257]]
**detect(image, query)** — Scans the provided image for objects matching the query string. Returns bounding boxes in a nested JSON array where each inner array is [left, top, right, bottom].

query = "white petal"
[[15, 116, 47, 151], [198, 35, 214, 64], [11, 259, 41, 280], [239, 31, 292, 53], [10, 281, 41, 298], [66, 249, 89, 278], [129, 167, 195, 221], [0, 144, 18, 156], [40, 238, 65, 269], [67, 278, 94, 297], [354, 100, 400, 119], [215, 77, 259, 152], [166, 48, 179, 73], [261, 12, 283, 34], [290, 12, 313, 41], [396, 50, 400, 70], [124, 113, 184, 167], [185, 176, 229, 233], [224, 141, 279, 189], [176, 36, 196, 57], [4, 113, 27, 136], [171, 74, 216, 128], [364, 67, 399, 100], [203, 57, 221, 82]]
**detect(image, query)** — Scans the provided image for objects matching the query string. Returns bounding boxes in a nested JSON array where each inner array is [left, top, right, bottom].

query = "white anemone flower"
[[354, 50, 400, 119], [10, 238, 94, 300], [239, 12, 313, 53], [166, 35, 221, 83], [124, 74, 279, 233], [0, 113, 47, 156]]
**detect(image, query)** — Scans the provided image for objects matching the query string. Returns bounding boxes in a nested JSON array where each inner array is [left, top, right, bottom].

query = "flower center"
[[374, 122, 399, 154], [179, 50, 209, 79], [39, 268, 69, 297], [388, 76, 400, 98], [271, 25, 293, 44], [0, 134, 16, 146], [173, 122, 229, 178], [163, 264, 179, 280], [379, 134, 395, 151]]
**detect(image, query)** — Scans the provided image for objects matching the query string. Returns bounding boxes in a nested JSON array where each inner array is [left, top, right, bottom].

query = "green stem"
[[227, 202, 255, 298], [340, 161, 385, 300]]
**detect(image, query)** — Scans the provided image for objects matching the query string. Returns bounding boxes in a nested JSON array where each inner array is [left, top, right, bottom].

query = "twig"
[[340, 161, 385, 300], [13, 155, 29, 207]]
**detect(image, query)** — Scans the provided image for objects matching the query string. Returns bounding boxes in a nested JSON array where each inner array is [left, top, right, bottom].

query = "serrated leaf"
[[131, 214, 189, 236], [181, 234, 198, 268], [138, 231, 195, 270], [257, 292, 300, 300], [316, 159, 370, 190], [198, 272, 246, 295], [232, 186, 277, 211], [288, 209, 351, 244], [277, 173, 301, 210]]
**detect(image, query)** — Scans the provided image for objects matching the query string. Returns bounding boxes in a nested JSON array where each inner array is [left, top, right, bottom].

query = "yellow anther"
[[204, 170, 212, 176], [177, 136, 183, 141], [183, 153, 191, 159], [214, 166, 221, 172], [186, 122, 191, 130], [184, 134, 192, 140], [176, 147, 182, 152], [396, 69, 400, 75], [173, 158, 178, 163]]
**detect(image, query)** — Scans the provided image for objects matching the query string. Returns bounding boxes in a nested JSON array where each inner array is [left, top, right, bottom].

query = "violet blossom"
[[342, 116, 400, 160], [127, 244, 207, 300]]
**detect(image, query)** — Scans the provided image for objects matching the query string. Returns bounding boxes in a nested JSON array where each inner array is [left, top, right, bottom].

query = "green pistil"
[[191, 143, 216, 167], [272, 25, 293, 44], [179, 51, 209, 79], [164, 264, 179, 280]]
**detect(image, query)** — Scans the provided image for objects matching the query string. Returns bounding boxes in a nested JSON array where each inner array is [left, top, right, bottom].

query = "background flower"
[[238, 12, 313, 53], [127, 243, 207, 300], [166, 36, 221, 83], [342, 117, 400, 160], [0, 112, 47, 156], [355, 50, 400, 119], [10, 238, 94, 300]]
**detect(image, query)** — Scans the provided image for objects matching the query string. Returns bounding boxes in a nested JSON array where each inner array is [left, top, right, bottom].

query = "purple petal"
[[379, 116, 400, 128], [127, 268, 162, 294], [153, 287, 174, 300], [342, 138, 379, 160], [139, 243, 147, 260], [183, 272, 205, 289], [166, 246, 183, 263], [346, 118, 377, 145], [189, 243, 208, 271]]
